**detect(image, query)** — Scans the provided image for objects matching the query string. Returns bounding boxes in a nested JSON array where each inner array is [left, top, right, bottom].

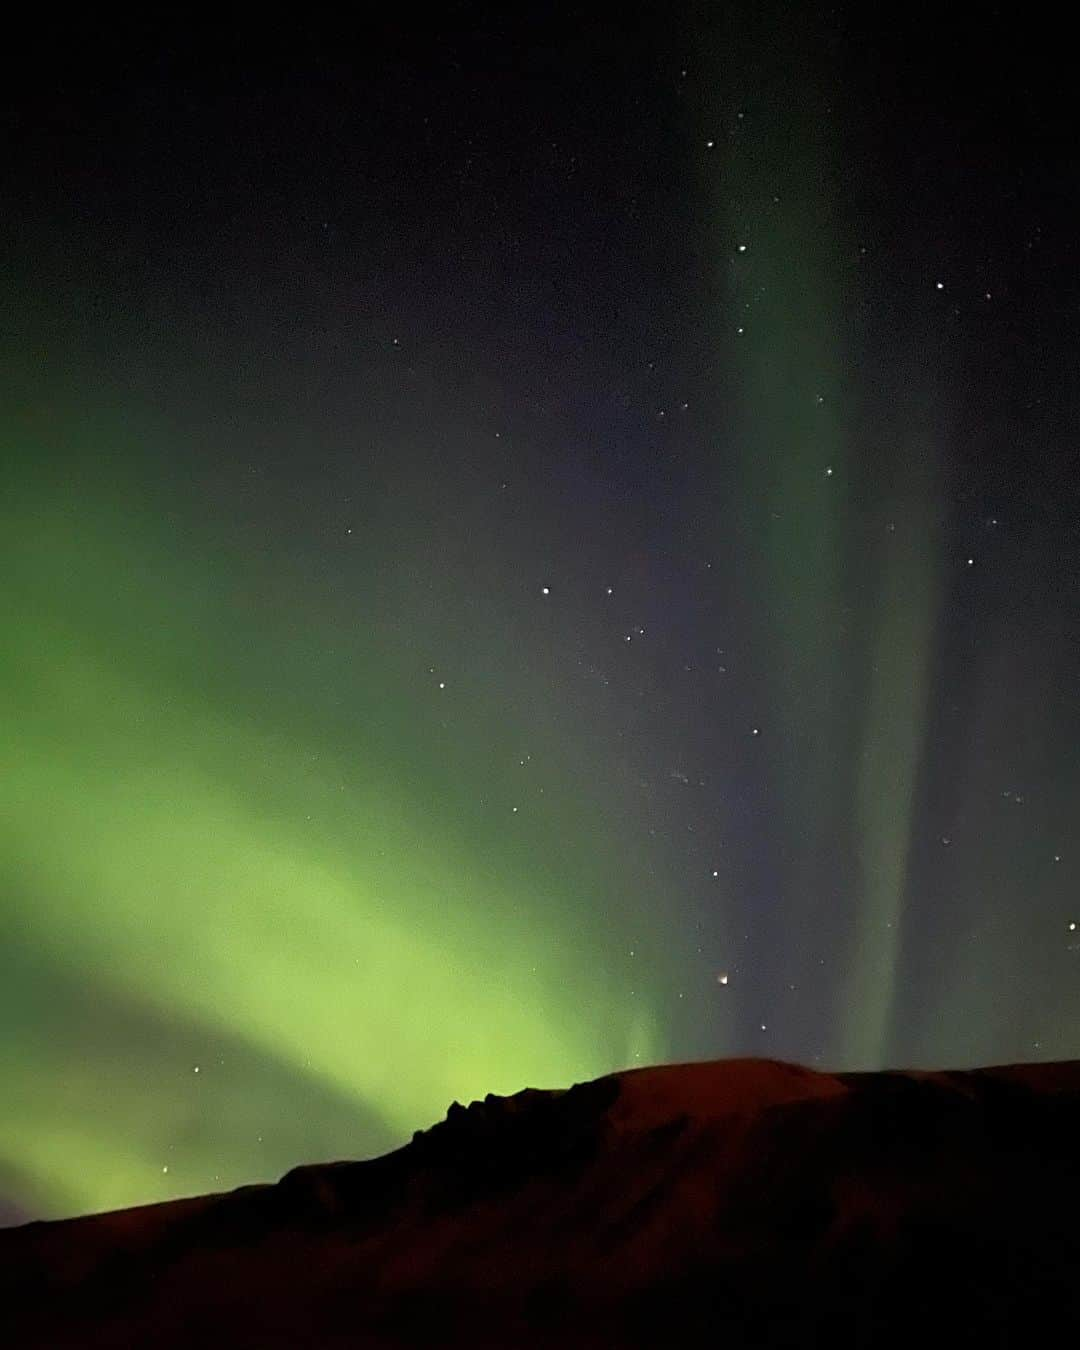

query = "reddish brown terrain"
[[4, 1056, 1080, 1347]]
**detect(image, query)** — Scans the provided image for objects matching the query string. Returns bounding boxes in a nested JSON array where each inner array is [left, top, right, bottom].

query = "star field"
[[3, 8, 1080, 1223]]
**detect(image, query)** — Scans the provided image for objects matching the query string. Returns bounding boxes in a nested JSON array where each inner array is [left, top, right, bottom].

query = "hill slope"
[[4, 1056, 1080, 1347]]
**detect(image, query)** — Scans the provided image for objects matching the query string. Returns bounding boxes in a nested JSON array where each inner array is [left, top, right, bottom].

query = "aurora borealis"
[[2, 441, 663, 1220], [5, 9, 1080, 1223]]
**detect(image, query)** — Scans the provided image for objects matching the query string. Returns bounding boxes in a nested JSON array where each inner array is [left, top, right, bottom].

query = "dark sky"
[[4, 6, 1080, 1221]]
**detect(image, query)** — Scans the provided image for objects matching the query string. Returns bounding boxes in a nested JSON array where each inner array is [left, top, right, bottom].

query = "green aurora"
[[6, 7, 1080, 1227], [707, 12, 945, 1072], [2, 440, 662, 1218]]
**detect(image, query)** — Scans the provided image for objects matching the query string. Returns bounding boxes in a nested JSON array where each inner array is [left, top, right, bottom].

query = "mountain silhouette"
[[4, 1056, 1080, 1346]]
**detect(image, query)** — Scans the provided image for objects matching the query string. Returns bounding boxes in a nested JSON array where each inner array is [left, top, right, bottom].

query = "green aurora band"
[[2, 437, 662, 1219]]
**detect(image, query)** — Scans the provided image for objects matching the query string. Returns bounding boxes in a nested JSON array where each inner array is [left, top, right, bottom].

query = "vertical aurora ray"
[[703, 8, 942, 1067], [700, 11, 855, 1052], [728, 115, 848, 857], [849, 471, 940, 1068]]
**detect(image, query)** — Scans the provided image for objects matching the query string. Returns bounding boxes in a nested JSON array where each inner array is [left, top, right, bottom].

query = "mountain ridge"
[[5, 1055, 1080, 1346]]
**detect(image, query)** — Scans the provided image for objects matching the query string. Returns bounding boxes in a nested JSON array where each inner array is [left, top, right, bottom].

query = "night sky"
[[4, 7, 1080, 1223]]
